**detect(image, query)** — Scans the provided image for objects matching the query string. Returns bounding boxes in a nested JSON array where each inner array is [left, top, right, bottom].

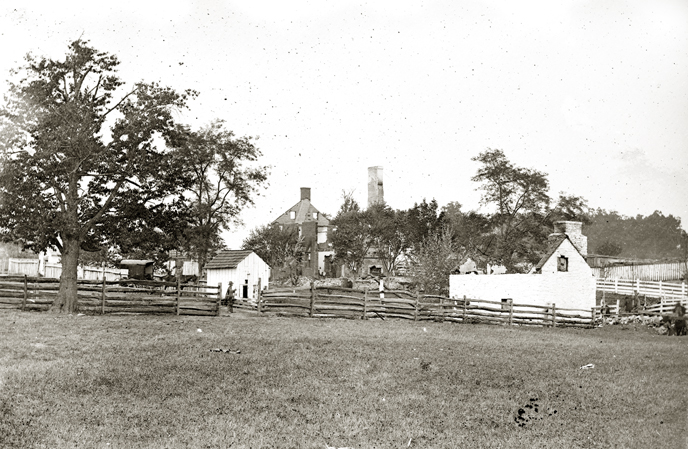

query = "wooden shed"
[[205, 250, 270, 300]]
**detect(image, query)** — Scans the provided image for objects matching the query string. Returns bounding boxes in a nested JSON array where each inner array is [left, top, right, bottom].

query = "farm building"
[[205, 250, 270, 300], [449, 221, 596, 311]]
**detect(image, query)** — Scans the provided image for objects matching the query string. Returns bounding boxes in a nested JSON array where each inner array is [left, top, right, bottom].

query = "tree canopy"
[[0, 40, 266, 311], [585, 209, 686, 260], [242, 224, 304, 285], [330, 194, 373, 276], [175, 120, 268, 272]]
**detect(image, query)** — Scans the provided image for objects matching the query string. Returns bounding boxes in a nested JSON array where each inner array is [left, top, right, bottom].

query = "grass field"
[[1, 309, 686, 448]]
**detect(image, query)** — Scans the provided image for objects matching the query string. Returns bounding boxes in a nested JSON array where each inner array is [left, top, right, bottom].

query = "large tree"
[[330, 194, 373, 276], [403, 198, 446, 252], [471, 149, 550, 271], [0, 40, 194, 312], [366, 203, 409, 275], [176, 120, 268, 272], [410, 229, 464, 296]]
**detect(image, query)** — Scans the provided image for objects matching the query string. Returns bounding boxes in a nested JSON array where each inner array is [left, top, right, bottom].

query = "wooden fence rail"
[[230, 283, 596, 328], [0, 275, 222, 316], [596, 278, 687, 299]]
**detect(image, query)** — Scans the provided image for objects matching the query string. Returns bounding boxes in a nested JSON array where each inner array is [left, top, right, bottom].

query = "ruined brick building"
[[271, 187, 336, 277]]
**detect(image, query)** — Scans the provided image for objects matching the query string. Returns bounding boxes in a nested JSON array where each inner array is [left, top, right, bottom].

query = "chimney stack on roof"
[[549, 221, 587, 255], [367, 166, 384, 207], [300, 187, 311, 202]]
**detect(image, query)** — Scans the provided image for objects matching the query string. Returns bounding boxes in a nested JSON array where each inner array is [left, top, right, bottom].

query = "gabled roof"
[[205, 250, 255, 270], [272, 199, 330, 226], [533, 234, 585, 272]]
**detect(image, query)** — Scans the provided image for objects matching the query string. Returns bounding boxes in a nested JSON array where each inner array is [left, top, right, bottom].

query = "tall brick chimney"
[[549, 221, 587, 255], [300, 187, 311, 202], [367, 166, 384, 207]]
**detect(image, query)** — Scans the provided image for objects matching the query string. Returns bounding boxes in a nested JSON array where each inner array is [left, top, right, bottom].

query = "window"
[[289, 211, 296, 220], [557, 256, 568, 272], [312, 212, 318, 220]]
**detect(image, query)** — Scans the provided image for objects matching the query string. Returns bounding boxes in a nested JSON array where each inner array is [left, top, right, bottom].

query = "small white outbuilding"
[[205, 250, 270, 300]]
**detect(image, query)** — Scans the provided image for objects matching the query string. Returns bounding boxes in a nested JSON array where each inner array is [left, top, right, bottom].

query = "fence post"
[[22, 274, 27, 311], [636, 278, 640, 294], [176, 269, 181, 316], [659, 280, 662, 297], [602, 288, 606, 307], [551, 303, 556, 328], [257, 279, 263, 314], [508, 299, 513, 326], [228, 281, 234, 313], [614, 278, 618, 294], [309, 280, 315, 317], [615, 299, 620, 317], [462, 295, 467, 322], [414, 290, 419, 321], [101, 276, 106, 315], [439, 296, 444, 321], [363, 288, 368, 320], [591, 307, 596, 327], [215, 282, 222, 317]]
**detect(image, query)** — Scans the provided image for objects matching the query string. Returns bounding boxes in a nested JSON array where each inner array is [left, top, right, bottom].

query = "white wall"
[[539, 239, 590, 275], [206, 252, 270, 299], [449, 240, 596, 310]]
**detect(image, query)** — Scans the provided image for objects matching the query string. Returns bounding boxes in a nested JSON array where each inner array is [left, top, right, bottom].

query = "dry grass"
[[0, 309, 686, 448]]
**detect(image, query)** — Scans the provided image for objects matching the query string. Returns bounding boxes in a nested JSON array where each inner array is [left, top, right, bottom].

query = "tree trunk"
[[52, 238, 81, 313]]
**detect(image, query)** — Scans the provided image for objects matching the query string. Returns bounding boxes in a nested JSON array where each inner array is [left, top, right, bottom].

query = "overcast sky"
[[1, 0, 687, 249]]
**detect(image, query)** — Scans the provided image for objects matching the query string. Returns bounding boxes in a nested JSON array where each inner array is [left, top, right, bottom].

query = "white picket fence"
[[8, 258, 126, 280], [596, 278, 687, 300], [593, 297, 687, 316], [8, 259, 39, 276], [44, 263, 127, 281]]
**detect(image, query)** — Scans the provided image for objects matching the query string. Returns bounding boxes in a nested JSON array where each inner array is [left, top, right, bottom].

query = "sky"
[[1, 0, 687, 249]]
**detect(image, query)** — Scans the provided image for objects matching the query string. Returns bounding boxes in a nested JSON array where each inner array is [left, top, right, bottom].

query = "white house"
[[449, 221, 596, 311], [205, 250, 270, 300]]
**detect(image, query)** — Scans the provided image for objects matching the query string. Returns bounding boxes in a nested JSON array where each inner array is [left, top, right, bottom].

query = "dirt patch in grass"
[[0, 310, 686, 448]]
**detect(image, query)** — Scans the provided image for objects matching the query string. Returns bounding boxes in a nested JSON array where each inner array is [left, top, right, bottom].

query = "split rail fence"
[[230, 283, 595, 328], [596, 278, 687, 300], [0, 275, 222, 316]]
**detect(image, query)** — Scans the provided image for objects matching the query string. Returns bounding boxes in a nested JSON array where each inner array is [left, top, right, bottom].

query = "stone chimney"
[[367, 166, 384, 207], [548, 221, 587, 255], [300, 187, 311, 202]]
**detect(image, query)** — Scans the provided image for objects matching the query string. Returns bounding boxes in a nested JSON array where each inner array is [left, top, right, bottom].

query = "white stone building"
[[449, 221, 596, 311]]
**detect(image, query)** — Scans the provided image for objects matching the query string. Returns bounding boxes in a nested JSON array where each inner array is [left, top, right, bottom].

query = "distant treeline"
[[585, 210, 687, 260]]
